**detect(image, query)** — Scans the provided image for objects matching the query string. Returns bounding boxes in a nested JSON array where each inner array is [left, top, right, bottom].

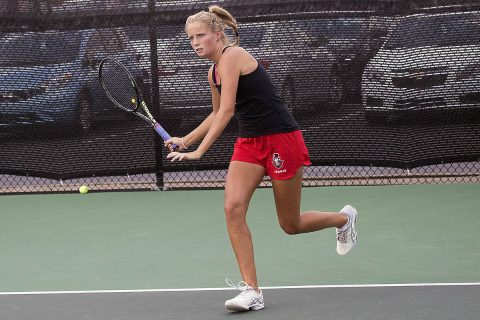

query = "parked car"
[[151, 20, 342, 118], [308, 16, 396, 102], [0, 28, 146, 135], [361, 11, 480, 124], [241, 21, 342, 115]]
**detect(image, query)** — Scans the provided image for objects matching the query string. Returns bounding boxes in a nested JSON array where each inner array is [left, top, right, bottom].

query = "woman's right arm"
[[165, 65, 221, 150]]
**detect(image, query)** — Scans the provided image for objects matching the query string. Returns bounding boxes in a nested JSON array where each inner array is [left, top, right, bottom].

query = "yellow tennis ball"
[[131, 98, 136, 104], [79, 185, 89, 194]]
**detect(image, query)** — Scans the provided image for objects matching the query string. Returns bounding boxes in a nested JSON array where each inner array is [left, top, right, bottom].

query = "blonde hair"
[[185, 5, 239, 46]]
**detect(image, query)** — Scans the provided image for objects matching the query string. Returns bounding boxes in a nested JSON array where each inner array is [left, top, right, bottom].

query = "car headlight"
[[456, 63, 480, 81], [41, 72, 73, 91]]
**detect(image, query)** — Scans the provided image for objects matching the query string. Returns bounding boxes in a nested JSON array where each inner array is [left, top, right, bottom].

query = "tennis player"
[[164, 5, 358, 312]]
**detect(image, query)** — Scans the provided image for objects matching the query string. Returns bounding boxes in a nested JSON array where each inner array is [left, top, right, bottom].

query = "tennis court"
[[2, 0, 480, 319], [1, 184, 479, 319]]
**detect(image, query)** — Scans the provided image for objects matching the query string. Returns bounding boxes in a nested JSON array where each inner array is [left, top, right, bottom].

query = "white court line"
[[0, 282, 479, 296]]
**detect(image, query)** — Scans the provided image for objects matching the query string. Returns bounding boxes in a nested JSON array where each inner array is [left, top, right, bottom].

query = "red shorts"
[[231, 130, 311, 180]]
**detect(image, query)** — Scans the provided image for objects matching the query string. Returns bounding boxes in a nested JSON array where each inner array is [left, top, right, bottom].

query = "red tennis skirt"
[[231, 130, 311, 180]]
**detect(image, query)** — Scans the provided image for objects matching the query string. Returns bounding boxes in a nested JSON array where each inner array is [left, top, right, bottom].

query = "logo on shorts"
[[272, 153, 284, 169]]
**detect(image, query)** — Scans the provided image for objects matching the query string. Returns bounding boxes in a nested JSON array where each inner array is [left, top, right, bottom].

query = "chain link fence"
[[1, 0, 479, 194]]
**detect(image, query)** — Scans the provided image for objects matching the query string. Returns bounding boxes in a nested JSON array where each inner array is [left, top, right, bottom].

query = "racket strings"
[[100, 60, 138, 112]]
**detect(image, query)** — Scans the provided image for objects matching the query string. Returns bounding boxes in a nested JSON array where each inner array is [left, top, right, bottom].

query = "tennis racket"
[[98, 58, 178, 150]]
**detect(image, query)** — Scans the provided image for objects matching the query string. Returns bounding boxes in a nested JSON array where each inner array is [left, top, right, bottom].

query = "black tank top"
[[212, 50, 299, 138]]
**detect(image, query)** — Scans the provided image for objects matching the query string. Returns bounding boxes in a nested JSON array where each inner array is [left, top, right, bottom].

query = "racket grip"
[[154, 123, 178, 151]]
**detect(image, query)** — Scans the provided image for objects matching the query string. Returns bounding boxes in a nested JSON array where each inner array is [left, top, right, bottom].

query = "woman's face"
[[186, 21, 219, 59]]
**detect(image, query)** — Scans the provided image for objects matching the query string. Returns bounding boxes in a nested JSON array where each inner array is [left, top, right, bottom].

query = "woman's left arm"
[[167, 49, 241, 162]]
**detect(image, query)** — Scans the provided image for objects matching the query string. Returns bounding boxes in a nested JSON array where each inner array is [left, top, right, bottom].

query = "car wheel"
[[78, 93, 93, 134], [365, 110, 394, 125], [327, 65, 343, 106], [280, 79, 295, 114], [365, 110, 383, 124]]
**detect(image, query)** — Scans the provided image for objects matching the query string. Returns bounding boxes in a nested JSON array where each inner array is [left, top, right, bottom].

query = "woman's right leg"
[[224, 160, 265, 290]]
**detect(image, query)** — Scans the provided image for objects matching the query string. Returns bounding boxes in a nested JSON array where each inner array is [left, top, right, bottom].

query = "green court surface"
[[1, 183, 479, 293]]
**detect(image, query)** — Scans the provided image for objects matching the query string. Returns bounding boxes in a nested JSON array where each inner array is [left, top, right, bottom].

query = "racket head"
[[98, 58, 141, 112]]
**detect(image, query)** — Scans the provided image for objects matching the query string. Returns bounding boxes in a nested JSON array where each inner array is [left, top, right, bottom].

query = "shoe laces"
[[226, 278, 262, 303], [337, 227, 350, 243], [226, 278, 251, 292]]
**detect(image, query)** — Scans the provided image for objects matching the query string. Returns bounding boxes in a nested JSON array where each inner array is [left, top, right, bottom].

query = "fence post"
[[148, 0, 164, 190]]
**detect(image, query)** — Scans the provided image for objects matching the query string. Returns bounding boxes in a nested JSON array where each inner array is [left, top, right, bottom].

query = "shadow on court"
[[1, 285, 478, 320]]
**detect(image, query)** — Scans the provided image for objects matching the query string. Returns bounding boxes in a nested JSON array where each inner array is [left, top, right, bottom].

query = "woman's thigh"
[[224, 161, 266, 216], [271, 166, 303, 226]]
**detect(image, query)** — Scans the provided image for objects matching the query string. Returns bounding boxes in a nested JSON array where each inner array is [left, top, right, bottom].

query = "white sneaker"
[[336, 205, 358, 255], [225, 278, 264, 312]]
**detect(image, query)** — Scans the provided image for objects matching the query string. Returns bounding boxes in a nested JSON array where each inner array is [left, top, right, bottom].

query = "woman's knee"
[[224, 200, 247, 222], [279, 219, 301, 235]]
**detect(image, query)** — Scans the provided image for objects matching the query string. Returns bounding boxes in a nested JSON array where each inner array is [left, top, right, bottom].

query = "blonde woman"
[[165, 5, 358, 312]]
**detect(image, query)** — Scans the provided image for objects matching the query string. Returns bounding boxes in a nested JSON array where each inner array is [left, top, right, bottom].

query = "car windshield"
[[237, 25, 266, 48], [384, 13, 480, 49], [310, 19, 366, 39], [171, 25, 267, 52], [0, 31, 82, 67]]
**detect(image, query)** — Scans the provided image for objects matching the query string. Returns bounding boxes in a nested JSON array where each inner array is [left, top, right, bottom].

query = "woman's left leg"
[[271, 166, 347, 235]]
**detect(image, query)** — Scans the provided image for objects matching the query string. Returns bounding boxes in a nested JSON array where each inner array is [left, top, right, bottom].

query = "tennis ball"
[[131, 98, 136, 104], [79, 185, 89, 194]]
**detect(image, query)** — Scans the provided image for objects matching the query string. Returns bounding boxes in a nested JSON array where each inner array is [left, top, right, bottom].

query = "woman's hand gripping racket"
[[98, 58, 178, 151]]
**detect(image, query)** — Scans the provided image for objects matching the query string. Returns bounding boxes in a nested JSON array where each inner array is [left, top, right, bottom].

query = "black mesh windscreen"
[[1, 0, 479, 193]]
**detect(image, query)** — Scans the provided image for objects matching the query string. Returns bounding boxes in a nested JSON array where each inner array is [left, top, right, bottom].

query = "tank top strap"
[[212, 63, 218, 86], [222, 46, 230, 54], [212, 47, 231, 86]]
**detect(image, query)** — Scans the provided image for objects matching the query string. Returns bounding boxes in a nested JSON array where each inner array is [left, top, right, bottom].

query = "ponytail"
[[208, 5, 239, 46], [185, 5, 239, 46]]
